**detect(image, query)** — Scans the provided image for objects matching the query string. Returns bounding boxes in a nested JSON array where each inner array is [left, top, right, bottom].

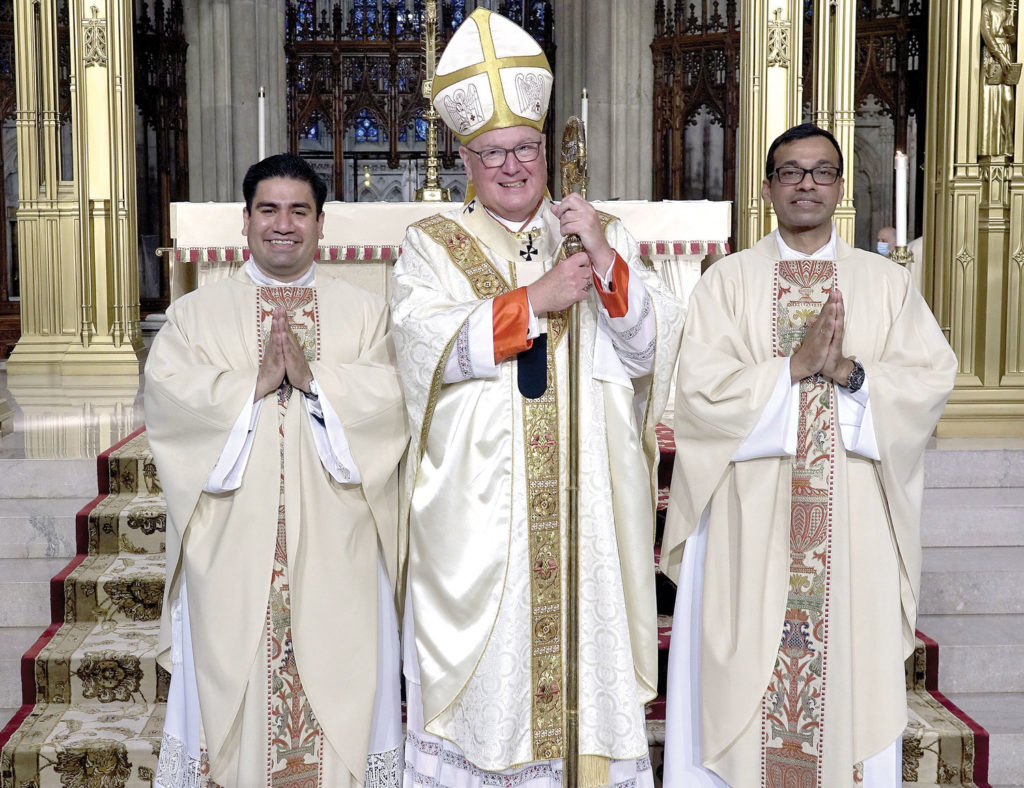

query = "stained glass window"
[[300, 112, 323, 141], [354, 108, 381, 143], [354, 0, 379, 38]]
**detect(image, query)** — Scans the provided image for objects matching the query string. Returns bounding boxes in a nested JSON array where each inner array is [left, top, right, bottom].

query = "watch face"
[[847, 362, 865, 392]]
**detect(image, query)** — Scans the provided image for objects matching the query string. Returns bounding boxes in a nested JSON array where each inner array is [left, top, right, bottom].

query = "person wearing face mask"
[[390, 9, 684, 788], [661, 124, 956, 788]]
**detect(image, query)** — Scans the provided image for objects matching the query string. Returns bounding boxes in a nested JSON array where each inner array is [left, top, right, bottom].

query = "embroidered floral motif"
[[156, 733, 203, 788], [75, 653, 143, 703], [763, 260, 836, 787], [53, 741, 133, 788], [103, 577, 163, 620], [126, 505, 165, 536]]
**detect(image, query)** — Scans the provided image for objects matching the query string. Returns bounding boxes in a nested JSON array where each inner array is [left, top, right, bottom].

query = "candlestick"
[[258, 87, 266, 161], [894, 150, 908, 247], [581, 88, 588, 132]]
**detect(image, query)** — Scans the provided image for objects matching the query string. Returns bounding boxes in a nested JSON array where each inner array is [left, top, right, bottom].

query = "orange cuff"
[[493, 288, 533, 363], [594, 252, 630, 318]]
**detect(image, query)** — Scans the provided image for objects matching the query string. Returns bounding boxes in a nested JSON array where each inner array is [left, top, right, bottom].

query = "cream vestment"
[[662, 234, 956, 787], [145, 266, 408, 786], [392, 199, 684, 786]]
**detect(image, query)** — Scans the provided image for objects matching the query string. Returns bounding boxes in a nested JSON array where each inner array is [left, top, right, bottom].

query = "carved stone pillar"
[[925, 0, 1024, 435], [184, 0, 287, 202], [736, 0, 804, 249], [552, 0, 655, 200], [7, 0, 143, 377]]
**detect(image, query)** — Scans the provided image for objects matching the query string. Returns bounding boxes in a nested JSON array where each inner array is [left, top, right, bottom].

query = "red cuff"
[[594, 252, 630, 318], [493, 288, 533, 362]]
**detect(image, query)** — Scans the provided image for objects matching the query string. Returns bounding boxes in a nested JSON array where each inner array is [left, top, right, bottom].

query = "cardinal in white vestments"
[[390, 9, 685, 788], [661, 124, 957, 788], [145, 154, 408, 787]]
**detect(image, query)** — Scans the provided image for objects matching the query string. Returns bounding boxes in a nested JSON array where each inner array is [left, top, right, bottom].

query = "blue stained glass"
[[415, 117, 428, 142], [300, 116, 320, 140], [355, 109, 380, 143]]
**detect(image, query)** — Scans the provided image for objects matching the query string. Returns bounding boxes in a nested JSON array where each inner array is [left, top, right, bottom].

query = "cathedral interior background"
[[0, 0, 931, 350]]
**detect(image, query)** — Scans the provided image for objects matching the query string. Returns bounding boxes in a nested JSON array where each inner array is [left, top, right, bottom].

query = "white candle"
[[581, 87, 588, 132], [894, 151, 908, 246], [258, 87, 266, 161]]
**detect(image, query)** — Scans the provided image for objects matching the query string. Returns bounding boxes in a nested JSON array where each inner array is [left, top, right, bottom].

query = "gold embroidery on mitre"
[[432, 8, 552, 144]]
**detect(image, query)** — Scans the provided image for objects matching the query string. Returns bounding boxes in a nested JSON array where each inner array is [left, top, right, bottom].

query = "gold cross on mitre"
[[431, 8, 552, 145]]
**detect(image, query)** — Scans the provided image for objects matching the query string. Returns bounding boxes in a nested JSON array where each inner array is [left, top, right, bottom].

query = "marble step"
[[0, 627, 43, 709], [62, 553, 165, 623], [0, 498, 90, 559], [944, 692, 1024, 787], [919, 546, 1024, 615], [921, 487, 1024, 548], [916, 614, 1024, 694], [0, 558, 71, 627], [924, 444, 1024, 489], [0, 459, 97, 499]]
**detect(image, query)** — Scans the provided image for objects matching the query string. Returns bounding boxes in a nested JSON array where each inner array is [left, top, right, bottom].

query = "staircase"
[[1, 428, 1019, 786], [1, 430, 166, 786], [917, 444, 1024, 788], [0, 451, 95, 733]]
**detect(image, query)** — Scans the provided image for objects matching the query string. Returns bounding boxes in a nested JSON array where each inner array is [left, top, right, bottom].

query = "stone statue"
[[980, 0, 1020, 157]]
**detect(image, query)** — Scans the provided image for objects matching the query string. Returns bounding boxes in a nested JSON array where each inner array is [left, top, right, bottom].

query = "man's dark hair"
[[242, 153, 328, 215], [765, 123, 844, 180]]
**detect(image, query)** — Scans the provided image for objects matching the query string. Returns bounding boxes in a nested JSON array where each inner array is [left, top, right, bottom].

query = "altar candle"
[[581, 88, 588, 132], [258, 87, 266, 161], [894, 150, 908, 246]]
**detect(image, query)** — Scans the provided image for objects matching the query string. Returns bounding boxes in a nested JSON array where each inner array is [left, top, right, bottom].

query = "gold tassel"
[[578, 754, 611, 788]]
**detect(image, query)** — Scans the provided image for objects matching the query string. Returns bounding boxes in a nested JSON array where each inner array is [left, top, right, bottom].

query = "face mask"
[[876, 241, 890, 256]]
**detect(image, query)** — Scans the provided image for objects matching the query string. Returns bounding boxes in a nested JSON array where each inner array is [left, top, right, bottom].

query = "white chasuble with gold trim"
[[146, 269, 408, 787], [662, 235, 957, 788], [392, 201, 684, 776]]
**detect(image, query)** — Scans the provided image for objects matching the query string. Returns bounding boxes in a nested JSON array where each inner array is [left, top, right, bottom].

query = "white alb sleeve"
[[836, 376, 880, 459], [303, 386, 361, 484], [204, 387, 262, 492], [732, 361, 799, 461]]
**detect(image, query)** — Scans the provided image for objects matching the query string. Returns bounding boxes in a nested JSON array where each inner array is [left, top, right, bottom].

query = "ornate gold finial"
[[416, 0, 450, 202], [560, 116, 588, 256]]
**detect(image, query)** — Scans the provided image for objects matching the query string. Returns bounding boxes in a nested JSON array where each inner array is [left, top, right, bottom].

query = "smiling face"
[[761, 135, 844, 246], [242, 176, 324, 282], [459, 126, 547, 223]]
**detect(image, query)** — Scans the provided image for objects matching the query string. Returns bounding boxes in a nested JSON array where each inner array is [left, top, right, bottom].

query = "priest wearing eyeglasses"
[[661, 123, 956, 787], [390, 8, 683, 787]]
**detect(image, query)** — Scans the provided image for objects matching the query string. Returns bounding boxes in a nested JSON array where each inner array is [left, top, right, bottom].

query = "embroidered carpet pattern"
[[0, 425, 991, 787], [1, 428, 165, 787]]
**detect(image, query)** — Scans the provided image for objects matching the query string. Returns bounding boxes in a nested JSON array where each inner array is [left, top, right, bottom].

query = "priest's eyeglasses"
[[465, 141, 543, 168], [769, 166, 842, 185]]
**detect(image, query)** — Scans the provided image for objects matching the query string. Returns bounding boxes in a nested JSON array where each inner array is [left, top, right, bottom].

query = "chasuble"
[[392, 199, 684, 782], [145, 267, 408, 786], [662, 234, 956, 786]]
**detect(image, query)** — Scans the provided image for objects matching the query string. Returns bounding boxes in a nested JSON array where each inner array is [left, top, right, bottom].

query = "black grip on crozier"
[[517, 332, 548, 399]]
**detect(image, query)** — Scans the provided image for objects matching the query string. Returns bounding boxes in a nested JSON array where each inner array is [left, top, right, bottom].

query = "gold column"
[[737, 0, 804, 249], [809, 0, 856, 243], [926, 0, 1024, 436], [7, 0, 142, 378]]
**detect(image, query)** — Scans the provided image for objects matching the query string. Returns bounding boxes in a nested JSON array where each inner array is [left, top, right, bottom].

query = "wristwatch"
[[303, 378, 320, 400], [844, 360, 865, 393]]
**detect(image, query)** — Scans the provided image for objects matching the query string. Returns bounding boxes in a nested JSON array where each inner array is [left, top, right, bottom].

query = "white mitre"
[[431, 7, 552, 144]]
